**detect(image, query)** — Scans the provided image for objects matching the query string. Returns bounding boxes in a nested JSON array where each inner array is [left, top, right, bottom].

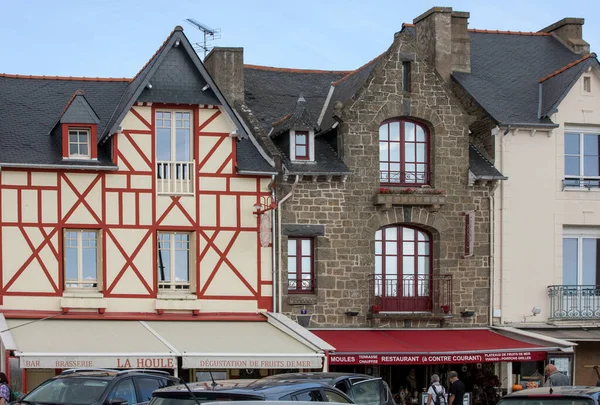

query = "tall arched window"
[[379, 119, 429, 185], [374, 225, 432, 312]]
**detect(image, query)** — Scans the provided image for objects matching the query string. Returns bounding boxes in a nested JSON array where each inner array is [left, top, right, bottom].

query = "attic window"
[[584, 76, 591, 93], [68, 128, 90, 158], [295, 131, 309, 160]]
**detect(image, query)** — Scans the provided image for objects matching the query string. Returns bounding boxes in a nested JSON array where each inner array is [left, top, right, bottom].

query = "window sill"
[[373, 193, 445, 212], [290, 160, 317, 164], [287, 293, 318, 306], [156, 294, 201, 311], [156, 292, 197, 300], [62, 157, 98, 162], [60, 295, 107, 310]]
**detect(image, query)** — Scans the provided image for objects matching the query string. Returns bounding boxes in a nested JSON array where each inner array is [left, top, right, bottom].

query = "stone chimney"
[[413, 7, 471, 82], [540, 18, 590, 54], [203, 47, 244, 105]]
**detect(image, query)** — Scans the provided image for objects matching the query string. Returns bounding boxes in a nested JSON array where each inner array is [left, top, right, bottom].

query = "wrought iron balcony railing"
[[368, 274, 452, 313], [380, 170, 430, 186], [288, 278, 316, 294], [548, 285, 600, 320]]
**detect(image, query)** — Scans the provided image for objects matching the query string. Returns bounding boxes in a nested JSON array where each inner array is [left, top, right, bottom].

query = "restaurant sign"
[[329, 351, 547, 365], [20, 356, 177, 369], [182, 356, 323, 369]]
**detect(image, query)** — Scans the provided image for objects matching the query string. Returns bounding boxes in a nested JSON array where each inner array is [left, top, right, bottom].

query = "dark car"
[[498, 386, 600, 405], [262, 373, 394, 405], [149, 379, 355, 404], [15, 368, 178, 405]]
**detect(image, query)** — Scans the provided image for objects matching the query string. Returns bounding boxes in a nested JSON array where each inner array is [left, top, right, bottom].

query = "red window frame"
[[287, 237, 315, 293], [379, 119, 429, 186], [294, 131, 310, 160], [61, 123, 97, 159]]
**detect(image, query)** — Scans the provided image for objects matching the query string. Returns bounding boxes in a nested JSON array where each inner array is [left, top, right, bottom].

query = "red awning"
[[312, 329, 558, 365]]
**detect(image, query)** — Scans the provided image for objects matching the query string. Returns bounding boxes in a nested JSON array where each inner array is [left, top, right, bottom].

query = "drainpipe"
[[268, 175, 277, 313], [489, 181, 500, 326], [498, 130, 506, 325], [277, 175, 300, 313]]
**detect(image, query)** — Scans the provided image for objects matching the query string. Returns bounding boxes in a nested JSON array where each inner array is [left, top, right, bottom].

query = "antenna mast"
[[184, 18, 221, 59]]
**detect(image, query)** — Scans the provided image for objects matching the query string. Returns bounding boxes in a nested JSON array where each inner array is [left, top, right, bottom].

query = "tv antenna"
[[184, 18, 221, 58]]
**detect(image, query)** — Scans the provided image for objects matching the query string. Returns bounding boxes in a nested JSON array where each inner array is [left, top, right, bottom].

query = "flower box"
[[373, 193, 446, 211]]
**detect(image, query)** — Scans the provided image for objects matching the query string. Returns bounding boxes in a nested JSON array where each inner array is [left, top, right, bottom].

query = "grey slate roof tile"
[[469, 144, 506, 180], [453, 32, 581, 127], [61, 92, 101, 124], [236, 138, 276, 174], [271, 95, 317, 137], [277, 136, 351, 175]]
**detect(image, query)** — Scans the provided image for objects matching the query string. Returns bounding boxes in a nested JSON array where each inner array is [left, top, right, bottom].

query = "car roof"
[[502, 386, 600, 398], [154, 379, 337, 397], [263, 372, 373, 383]]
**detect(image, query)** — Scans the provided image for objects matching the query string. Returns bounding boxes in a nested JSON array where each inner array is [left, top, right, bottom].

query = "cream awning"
[[1, 318, 177, 369], [145, 319, 324, 369]]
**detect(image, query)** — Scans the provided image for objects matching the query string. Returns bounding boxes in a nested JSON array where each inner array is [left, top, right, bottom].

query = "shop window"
[[287, 237, 315, 293], [64, 229, 101, 291], [379, 119, 429, 186]]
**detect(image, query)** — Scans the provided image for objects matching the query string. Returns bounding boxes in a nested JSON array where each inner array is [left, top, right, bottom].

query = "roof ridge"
[[0, 73, 130, 82], [272, 113, 291, 127], [244, 64, 351, 75], [468, 29, 552, 36], [539, 53, 597, 83], [129, 27, 178, 83], [332, 52, 386, 87]]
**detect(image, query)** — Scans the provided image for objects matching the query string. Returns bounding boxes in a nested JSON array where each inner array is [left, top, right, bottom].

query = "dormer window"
[[295, 131, 309, 160], [68, 128, 91, 158]]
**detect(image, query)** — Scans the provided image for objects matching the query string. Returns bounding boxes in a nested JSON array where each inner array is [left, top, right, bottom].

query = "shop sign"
[[20, 356, 177, 369], [329, 351, 547, 365], [182, 356, 323, 369]]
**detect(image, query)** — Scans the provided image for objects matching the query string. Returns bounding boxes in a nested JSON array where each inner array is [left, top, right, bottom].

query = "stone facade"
[[277, 24, 494, 328]]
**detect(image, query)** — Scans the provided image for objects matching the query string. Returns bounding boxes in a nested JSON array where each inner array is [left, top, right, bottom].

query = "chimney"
[[413, 7, 471, 81], [540, 18, 590, 54], [203, 47, 244, 105]]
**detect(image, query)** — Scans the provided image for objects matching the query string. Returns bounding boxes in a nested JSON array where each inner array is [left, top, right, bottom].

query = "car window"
[[136, 378, 165, 402], [24, 377, 110, 405], [108, 378, 137, 405], [334, 382, 348, 394], [293, 390, 325, 401], [323, 389, 352, 403], [347, 379, 383, 405]]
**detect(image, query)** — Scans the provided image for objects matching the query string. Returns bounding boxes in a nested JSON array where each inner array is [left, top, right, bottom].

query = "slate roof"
[[453, 31, 583, 127], [469, 144, 506, 180], [279, 137, 351, 175], [60, 91, 101, 124], [271, 95, 317, 137], [236, 138, 277, 174]]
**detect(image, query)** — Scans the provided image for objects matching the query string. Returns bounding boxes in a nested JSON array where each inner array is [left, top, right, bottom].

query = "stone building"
[[206, 6, 566, 392]]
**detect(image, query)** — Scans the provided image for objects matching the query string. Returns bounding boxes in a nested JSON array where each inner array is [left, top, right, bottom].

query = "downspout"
[[499, 128, 508, 325], [277, 175, 300, 313], [489, 181, 500, 326], [268, 175, 277, 313]]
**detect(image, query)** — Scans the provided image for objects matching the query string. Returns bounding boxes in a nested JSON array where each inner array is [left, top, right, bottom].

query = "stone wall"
[[278, 28, 494, 328]]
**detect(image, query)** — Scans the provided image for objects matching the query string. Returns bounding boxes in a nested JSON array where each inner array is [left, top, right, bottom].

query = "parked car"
[[149, 379, 355, 404], [497, 386, 600, 405], [14, 368, 178, 405], [262, 373, 394, 405]]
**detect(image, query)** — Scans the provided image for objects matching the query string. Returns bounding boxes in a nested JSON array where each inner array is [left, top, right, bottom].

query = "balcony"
[[367, 274, 452, 318], [374, 182, 445, 212], [548, 285, 600, 320], [157, 161, 195, 195]]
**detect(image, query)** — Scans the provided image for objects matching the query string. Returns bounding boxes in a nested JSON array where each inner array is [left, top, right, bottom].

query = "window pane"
[[296, 145, 307, 157], [385, 227, 397, 240], [584, 156, 599, 176], [563, 238, 578, 285], [565, 156, 580, 176], [81, 244, 97, 282], [79, 144, 89, 156], [379, 124, 388, 141], [404, 122, 415, 141], [584, 134, 599, 155], [416, 125, 426, 142], [582, 238, 598, 285], [175, 128, 191, 161], [157, 127, 171, 161], [403, 227, 415, 241], [137, 378, 163, 402], [385, 256, 397, 276], [375, 230, 382, 241], [288, 257, 296, 274], [390, 143, 400, 162], [69, 145, 78, 155], [379, 142, 388, 161], [375, 241, 382, 255], [405, 143, 415, 161], [385, 241, 397, 255], [69, 133, 78, 143], [175, 249, 189, 282], [418, 241, 429, 255], [565, 134, 580, 155], [301, 239, 311, 254], [301, 257, 311, 272], [288, 240, 296, 256], [158, 250, 170, 281], [417, 257, 427, 275], [375, 256, 382, 275], [65, 247, 78, 281], [296, 133, 307, 144], [389, 122, 400, 142], [402, 256, 414, 275], [416, 143, 426, 162]]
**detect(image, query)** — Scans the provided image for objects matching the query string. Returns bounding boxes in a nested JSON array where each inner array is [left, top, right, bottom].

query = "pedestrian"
[[426, 374, 446, 405], [544, 364, 570, 387], [0, 372, 9, 405], [448, 371, 465, 405]]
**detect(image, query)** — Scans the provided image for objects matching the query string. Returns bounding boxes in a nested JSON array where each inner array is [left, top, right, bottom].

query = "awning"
[[0, 318, 177, 369], [311, 328, 567, 365], [519, 327, 600, 342], [146, 319, 323, 369], [0, 314, 326, 370]]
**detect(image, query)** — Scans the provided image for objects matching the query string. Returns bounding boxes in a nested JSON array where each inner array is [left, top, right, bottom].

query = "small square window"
[[68, 128, 91, 158], [64, 229, 100, 289], [583, 76, 591, 93]]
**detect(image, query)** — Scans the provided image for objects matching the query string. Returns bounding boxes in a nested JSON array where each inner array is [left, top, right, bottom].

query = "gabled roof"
[[453, 31, 582, 127], [539, 53, 599, 118], [469, 144, 506, 180], [101, 26, 249, 142], [60, 90, 100, 124], [271, 95, 317, 137]]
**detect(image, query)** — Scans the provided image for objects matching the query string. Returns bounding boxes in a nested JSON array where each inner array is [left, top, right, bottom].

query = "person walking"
[[0, 372, 10, 405], [448, 371, 465, 405], [426, 374, 446, 405], [544, 364, 570, 387]]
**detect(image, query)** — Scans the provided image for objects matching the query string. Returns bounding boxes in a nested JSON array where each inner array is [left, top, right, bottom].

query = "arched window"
[[374, 225, 432, 312], [379, 119, 429, 185]]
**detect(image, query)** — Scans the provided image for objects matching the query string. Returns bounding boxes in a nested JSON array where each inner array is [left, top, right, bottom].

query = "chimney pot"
[[540, 18, 589, 54]]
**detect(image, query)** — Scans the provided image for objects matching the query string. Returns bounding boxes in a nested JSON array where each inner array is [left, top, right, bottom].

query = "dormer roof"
[[60, 90, 100, 124], [271, 95, 318, 137]]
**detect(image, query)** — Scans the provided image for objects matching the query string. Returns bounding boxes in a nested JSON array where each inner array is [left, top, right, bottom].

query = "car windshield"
[[499, 398, 595, 405], [150, 394, 264, 405], [24, 377, 110, 405]]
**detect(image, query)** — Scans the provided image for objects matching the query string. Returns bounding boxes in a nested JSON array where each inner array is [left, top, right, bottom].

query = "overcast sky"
[[1, 0, 598, 77]]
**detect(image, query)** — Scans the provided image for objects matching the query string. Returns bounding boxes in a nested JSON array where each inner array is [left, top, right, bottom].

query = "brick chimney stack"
[[413, 7, 471, 82], [203, 47, 245, 105], [540, 18, 590, 54]]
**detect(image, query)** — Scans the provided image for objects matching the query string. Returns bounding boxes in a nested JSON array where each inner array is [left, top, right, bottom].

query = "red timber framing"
[[0, 103, 272, 311]]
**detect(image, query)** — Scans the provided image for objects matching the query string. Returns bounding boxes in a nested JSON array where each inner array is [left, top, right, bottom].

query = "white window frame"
[[156, 111, 195, 195], [157, 231, 193, 291], [155, 110, 193, 162], [562, 227, 600, 285], [583, 76, 592, 93], [290, 129, 315, 162], [68, 128, 91, 159], [64, 229, 101, 290], [564, 127, 600, 189]]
